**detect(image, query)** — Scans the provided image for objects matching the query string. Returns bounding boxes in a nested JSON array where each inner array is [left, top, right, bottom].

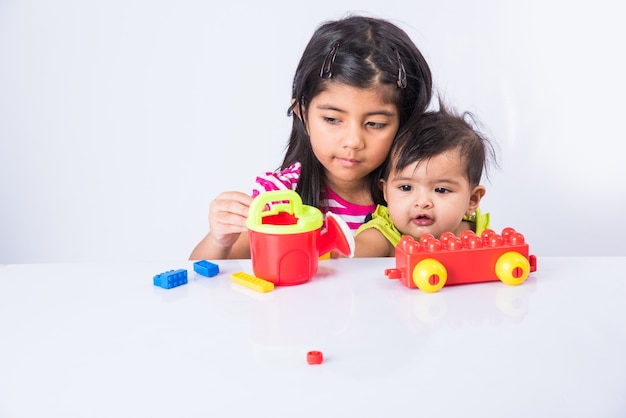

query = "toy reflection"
[[382, 276, 537, 333], [248, 262, 430, 378]]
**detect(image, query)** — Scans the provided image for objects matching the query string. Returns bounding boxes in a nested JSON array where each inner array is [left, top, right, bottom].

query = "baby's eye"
[[435, 187, 451, 194], [399, 185, 412, 192]]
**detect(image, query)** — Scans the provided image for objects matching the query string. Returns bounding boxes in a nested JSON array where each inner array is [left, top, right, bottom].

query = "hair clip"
[[395, 49, 407, 89], [320, 42, 340, 79]]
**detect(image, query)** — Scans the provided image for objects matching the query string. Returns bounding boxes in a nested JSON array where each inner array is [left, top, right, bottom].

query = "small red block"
[[307, 350, 323, 365]]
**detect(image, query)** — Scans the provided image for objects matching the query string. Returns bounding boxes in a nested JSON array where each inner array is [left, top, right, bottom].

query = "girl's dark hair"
[[281, 15, 433, 209], [383, 99, 497, 189]]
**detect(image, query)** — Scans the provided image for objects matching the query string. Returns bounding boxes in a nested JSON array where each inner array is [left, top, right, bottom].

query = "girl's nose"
[[341, 124, 365, 149]]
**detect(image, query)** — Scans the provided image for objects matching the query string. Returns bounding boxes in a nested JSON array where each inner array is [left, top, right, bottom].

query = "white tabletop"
[[1, 257, 625, 417]]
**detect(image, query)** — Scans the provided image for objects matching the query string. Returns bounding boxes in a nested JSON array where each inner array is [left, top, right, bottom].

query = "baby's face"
[[382, 149, 476, 239]]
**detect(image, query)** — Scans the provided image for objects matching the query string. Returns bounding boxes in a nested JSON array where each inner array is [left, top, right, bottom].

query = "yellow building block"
[[230, 272, 275, 293]]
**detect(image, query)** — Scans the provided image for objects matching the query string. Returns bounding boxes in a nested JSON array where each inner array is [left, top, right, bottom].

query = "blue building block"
[[153, 269, 188, 289], [193, 260, 220, 277]]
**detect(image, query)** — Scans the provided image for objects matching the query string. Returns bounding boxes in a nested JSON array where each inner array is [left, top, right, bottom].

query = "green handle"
[[246, 190, 323, 233]]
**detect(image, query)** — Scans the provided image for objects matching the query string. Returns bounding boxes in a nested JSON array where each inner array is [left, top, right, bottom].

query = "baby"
[[354, 101, 496, 257]]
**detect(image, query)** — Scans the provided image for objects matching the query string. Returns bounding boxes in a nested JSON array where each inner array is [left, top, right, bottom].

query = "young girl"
[[353, 101, 496, 257], [190, 14, 433, 260]]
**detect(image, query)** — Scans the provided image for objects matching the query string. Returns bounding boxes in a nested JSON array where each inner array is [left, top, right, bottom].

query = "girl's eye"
[[323, 117, 340, 124], [367, 121, 386, 129], [399, 185, 412, 192], [435, 187, 451, 194]]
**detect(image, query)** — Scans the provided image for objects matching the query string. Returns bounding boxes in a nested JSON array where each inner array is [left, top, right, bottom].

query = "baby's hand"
[[208, 191, 253, 247]]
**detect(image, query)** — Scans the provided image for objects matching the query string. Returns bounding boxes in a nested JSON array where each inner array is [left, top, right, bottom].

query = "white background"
[[1, 0, 624, 263]]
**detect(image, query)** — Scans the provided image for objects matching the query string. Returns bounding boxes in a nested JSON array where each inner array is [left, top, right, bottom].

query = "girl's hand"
[[190, 191, 254, 260], [208, 191, 254, 248]]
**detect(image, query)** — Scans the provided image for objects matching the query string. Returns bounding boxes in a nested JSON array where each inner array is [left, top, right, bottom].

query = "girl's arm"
[[189, 231, 251, 260], [189, 191, 253, 260]]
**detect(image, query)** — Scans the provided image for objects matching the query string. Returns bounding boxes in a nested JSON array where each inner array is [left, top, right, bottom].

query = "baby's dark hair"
[[384, 99, 496, 187], [281, 14, 433, 208]]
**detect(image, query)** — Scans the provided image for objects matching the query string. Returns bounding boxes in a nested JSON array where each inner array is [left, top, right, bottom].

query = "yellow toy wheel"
[[412, 259, 447, 293], [495, 251, 530, 286]]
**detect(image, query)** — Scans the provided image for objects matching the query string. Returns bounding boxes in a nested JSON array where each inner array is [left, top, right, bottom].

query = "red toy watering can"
[[247, 190, 354, 286]]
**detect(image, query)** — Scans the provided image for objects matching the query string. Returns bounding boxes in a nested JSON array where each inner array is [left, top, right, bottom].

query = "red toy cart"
[[384, 228, 537, 292]]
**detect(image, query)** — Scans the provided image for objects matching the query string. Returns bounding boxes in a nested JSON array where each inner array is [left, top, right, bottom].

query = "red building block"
[[385, 228, 537, 292]]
